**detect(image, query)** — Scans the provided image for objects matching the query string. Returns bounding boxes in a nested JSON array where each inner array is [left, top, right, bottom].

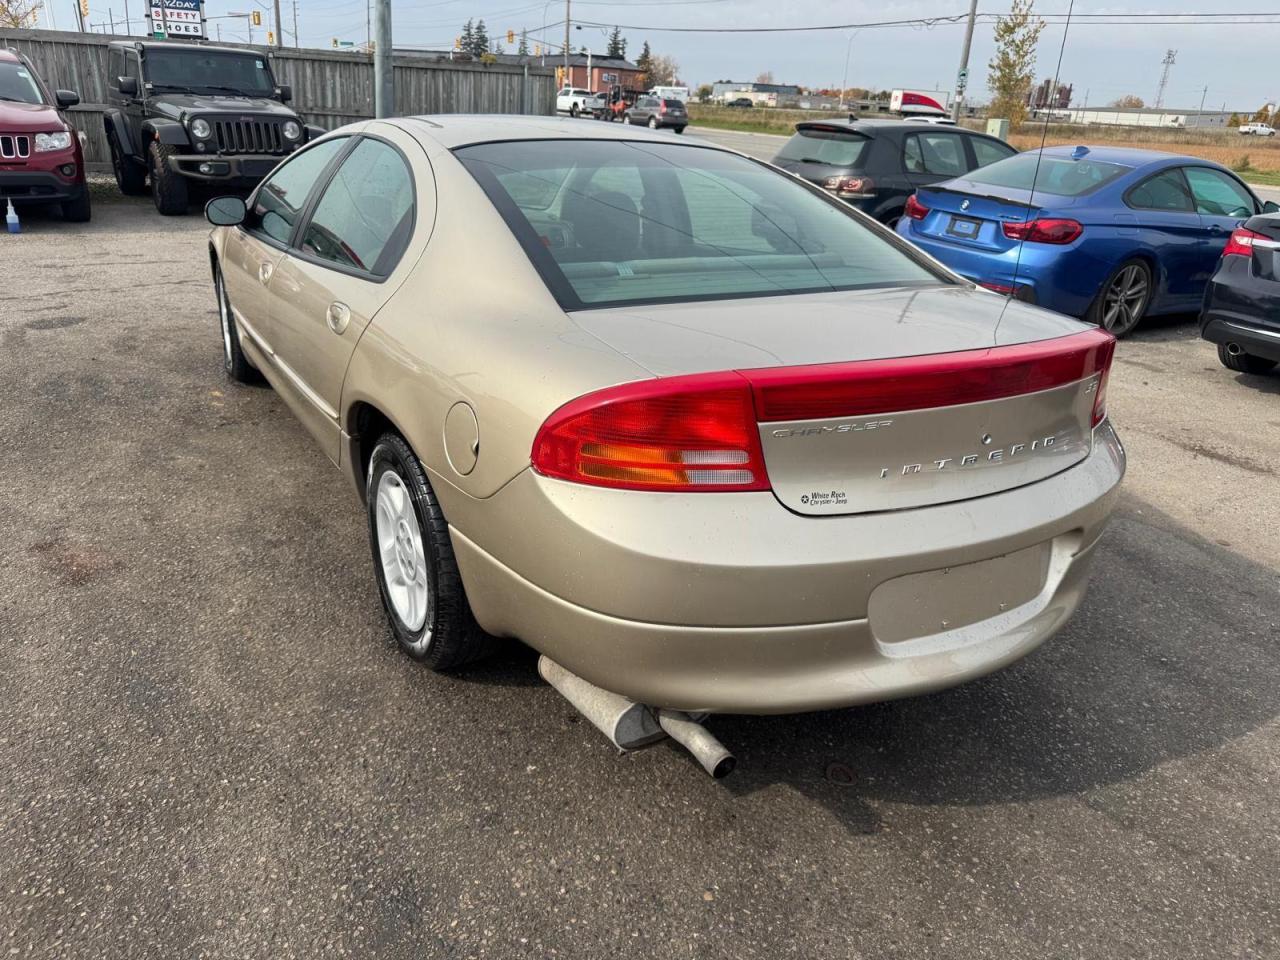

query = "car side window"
[[108, 48, 123, 89], [1184, 167, 1257, 218], [970, 137, 1016, 170], [1126, 169, 1194, 212], [125, 52, 141, 84], [249, 137, 347, 246], [903, 133, 967, 176], [299, 138, 415, 277]]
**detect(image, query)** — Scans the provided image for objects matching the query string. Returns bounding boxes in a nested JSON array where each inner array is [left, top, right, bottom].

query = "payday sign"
[[148, 0, 205, 38]]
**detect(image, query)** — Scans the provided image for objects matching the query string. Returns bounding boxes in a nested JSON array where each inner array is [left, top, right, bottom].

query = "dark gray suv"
[[624, 96, 687, 133]]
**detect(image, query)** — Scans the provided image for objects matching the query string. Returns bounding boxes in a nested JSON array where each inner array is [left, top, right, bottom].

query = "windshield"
[[960, 153, 1130, 197], [143, 49, 275, 96], [0, 62, 44, 104], [776, 128, 871, 168], [457, 139, 943, 309]]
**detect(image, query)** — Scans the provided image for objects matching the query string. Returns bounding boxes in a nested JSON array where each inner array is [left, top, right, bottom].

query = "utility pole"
[[374, 0, 393, 118], [1197, 84, 1208, 126], [273, 0, 282, 47], [563, 0, 571, 84], [950, 0, 979, 121], [75, 0, 87, 32], [292, 0, 298, 47]]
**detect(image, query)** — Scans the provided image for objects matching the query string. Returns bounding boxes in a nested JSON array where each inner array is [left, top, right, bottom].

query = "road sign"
[[146, 0, 206, 39]]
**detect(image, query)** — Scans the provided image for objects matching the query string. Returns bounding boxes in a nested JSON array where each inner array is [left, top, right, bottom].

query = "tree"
[[986, 0, 1045, 130], [647, 54, 680, 88], [471, 19, 490, 58], [0, 0, 41, 28], [1253, 104, 1272, 123], [606, 26, 626, 59], [1228, 112, 1242, 127], [517, 29, 530, 56], [1109, 94, 1145, 108], [695, 83, 713, 102], [460, 19, 475, 56], [634, 41, 652, 87], [756, 70, 774, 84]]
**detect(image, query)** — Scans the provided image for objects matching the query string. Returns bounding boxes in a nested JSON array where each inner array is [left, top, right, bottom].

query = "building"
[[555, 54, 643, 92], [1041, 106, 1239, 129]]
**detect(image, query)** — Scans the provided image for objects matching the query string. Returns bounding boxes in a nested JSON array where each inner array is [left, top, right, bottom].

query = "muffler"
[[1227, 342, 1243, 356], [538, 656, 736, 778]]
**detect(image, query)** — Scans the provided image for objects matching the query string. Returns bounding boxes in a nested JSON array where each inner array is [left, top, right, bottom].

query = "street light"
[[839, 30, 858, 111]]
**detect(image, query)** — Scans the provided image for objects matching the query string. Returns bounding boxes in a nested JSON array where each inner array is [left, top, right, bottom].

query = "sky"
[[61, 1, 1280, 112]]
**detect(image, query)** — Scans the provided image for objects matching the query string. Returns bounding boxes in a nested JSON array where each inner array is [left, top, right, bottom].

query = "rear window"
[[663, 99, 685, 108], [776, 127, 871, 168], [457, 139, 942, 310], [961, 153, 1130, 197]]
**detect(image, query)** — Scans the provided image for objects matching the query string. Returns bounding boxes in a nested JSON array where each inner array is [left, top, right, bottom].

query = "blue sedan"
[[896, 145, 1278, 335]]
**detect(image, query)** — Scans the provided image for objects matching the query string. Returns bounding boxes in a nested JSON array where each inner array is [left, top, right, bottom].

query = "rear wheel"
[[1217, 343, 1278, 374], [149, 141, 190, 215], [674, 126, 686, 134], [570, 103, 580, 118], [366, 433, 494, 670], [1088, 258, 1151, 337], [110, 135, 148, 196]]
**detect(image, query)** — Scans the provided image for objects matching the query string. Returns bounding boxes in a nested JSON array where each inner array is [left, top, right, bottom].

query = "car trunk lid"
[[911, 183, 1068, 253], [1243, 214, 1280, 281]]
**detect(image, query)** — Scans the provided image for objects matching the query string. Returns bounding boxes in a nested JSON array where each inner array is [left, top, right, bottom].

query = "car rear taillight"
[[904, 193, 928, 220], [1223, 227, 1266, 258], [833, 174, 875, 197], [659, 101, 667, 114], [1001, 218, 1083, 244], [531, 373, 770, 492]]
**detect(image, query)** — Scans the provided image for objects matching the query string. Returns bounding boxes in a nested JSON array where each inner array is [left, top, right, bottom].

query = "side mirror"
[[205, 195, 247, 227], [1264, 200, 1280, 214], [119, 76, 139, 97], [276, 84, 292, 103], [55, 89, 80, 109]]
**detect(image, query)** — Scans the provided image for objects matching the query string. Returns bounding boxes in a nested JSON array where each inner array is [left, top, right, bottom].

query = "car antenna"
[[999, 0, 1075, 333]]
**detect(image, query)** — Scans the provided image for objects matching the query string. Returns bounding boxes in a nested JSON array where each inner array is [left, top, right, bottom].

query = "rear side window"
[[962, 153, 1130, 197], [1127, 169, 1193, 212], [903, 133, 967, 176], [457, 139, 943, 310], [249, 137, 347, 245], [300, 138, 415, 276], [971, 137, 1016, 169], [1184, 167, 1256, 218], [775, 127, 871, 168]]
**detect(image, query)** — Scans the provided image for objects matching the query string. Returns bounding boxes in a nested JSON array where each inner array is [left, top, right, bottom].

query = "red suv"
[[0, 47, 90, 222]]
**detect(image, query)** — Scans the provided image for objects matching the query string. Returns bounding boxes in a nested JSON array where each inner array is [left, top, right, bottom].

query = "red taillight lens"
[[831, 174, 874, 197], [1002, 218, 1083, 244], [1090, 339, 1115, 427], [659, 102, 667, 114], [746, 329, 1116, 423], [531, 373, 770, 492], [1223, 227, 1266, 258], [904, 193, 928, 220]]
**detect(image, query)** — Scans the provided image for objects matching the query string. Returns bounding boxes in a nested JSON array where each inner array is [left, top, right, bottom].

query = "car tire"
[[1217, 343, 1278, 374], [214, 262, 259, 384], [148, 141, 189, 216], [110, 135, 148, 196], [366, 432, 494, 670], [674, 126, 686, 134], [60, 185, 92, 223], [648, 116, 659, 129], [570, 103, 580, 118], [622, 113, 631, 124], [1087, 258, 1152, 337]]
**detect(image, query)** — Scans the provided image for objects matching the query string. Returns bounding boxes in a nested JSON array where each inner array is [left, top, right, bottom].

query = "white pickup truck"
[[1239, 122, 1276, 136], [555, 87, 604, 117]]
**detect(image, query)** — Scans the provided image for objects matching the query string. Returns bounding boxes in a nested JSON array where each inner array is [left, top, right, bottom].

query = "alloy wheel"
[[375, 469, 432, 640], [1101, 263, 1149, 334]]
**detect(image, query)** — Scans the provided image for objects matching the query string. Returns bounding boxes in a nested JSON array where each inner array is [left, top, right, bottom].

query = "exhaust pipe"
[[538, 656, 736, 777], [1226, 342, 1243, 356]]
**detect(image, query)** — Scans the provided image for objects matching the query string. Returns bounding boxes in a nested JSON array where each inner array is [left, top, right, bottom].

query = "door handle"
[[326, 301, 351, 335], [258, 261, 274, 285]]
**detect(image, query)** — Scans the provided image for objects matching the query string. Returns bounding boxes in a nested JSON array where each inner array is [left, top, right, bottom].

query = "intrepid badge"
[[879, 435, 1058, 479]]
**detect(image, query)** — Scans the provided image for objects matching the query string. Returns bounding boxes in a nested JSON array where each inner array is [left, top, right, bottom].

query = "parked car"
[[772, 119, 1017, 226], [1200, 213, 1280, 375], [623, 95, 687, 132], [203, 117, 1123, 718], [725, 97, 753, 108], [896, 146, 1277, 335], [1238, 122, 1276, 137], [0, 46, 90, 222], [103, 41, 319, 215], [555, 87, 597, 117]]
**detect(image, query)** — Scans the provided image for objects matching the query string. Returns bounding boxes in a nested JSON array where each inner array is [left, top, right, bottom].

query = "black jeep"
[[103, 41, 320, 215]]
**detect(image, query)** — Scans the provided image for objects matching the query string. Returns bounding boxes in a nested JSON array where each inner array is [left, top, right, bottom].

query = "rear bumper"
[[0, 169, 85, 203], [166, 153, 284, 182], [898, 222, 1110, 318], [445, 422, 1126, 714], [1200, 268, 1280, 362]]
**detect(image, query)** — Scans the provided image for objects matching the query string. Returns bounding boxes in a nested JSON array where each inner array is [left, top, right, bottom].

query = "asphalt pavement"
[[0, 189, 1278, 960]]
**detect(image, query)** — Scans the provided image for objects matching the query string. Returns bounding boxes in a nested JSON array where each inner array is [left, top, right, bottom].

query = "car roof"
[[793, 118, 992, 138], [391, 114, 711, 150], [0, 47, 23, 64], [109, 40, 258, 57], [1033, 144, 1195, 165]]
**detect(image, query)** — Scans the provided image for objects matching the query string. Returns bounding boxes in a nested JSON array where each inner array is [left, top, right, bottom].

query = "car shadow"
[[689, 495, 1279, 827]]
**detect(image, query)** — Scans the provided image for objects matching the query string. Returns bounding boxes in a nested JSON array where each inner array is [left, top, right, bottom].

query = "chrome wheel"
[[216, 271, 233, 365], [375, 469, 432, 639], [648, 116, 658, 129], [1100, 263, 1149, 334]]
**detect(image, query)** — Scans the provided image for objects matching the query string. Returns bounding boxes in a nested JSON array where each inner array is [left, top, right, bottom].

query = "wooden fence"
[[0, 28, 557, 166]]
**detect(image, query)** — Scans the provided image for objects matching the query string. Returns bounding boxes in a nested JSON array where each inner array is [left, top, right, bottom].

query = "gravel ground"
[[0, 194, 1277, 960]]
